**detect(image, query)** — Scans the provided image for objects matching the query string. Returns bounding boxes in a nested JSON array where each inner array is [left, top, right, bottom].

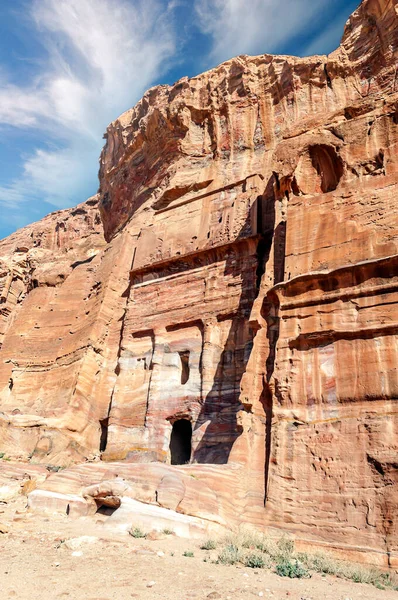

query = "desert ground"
[[0, 495, 397, 600]]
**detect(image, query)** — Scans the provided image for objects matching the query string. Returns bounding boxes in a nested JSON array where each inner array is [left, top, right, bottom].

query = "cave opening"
[[99, 418, 109, 452], [170, 419, 192, 465], [95, 504, 119, 516]]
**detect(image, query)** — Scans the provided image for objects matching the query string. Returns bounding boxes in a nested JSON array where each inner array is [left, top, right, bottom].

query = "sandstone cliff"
[[0, 0, 397, 567]]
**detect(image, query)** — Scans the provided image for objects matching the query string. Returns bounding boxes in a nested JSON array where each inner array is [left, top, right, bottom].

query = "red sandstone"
[[0, 0, 397, 567]]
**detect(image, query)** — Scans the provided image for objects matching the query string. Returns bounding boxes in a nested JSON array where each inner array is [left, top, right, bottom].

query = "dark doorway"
[[99, 418, 109, 452], [170, 419, 192, 465]]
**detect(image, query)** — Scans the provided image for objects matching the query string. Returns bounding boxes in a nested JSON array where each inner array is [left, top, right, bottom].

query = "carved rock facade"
[[0, 0, 397, 566]]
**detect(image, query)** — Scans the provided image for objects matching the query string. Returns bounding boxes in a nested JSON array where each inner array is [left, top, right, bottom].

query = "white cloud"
[[0, 185, 28, 209], [0, 0, 177, 212], [0, 84, 49, 128], [194, 0, 331, 64], [22, 144, 100, 208], [0, 0, 352, 233]]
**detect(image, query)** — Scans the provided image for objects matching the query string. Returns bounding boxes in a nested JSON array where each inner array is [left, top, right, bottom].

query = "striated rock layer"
[[0, 0, 397, 566]]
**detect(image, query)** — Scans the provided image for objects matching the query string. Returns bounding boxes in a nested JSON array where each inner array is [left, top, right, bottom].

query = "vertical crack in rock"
[[179, 351, 190, 385], [103, 245, 137, 450], [324, 63, 333, 89]]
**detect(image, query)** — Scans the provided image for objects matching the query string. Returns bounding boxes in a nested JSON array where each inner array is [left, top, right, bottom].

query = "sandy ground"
[[0, 497, 396, 600]]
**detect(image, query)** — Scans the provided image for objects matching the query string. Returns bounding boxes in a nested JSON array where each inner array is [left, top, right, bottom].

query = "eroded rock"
[[0, 0, 397, 567]]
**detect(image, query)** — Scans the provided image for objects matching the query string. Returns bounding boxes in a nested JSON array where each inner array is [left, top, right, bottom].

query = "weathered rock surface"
[[0, 0, 397, 566]]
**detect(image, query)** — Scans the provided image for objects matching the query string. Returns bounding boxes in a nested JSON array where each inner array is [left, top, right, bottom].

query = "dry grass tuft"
[[199, 527, 398, 589]]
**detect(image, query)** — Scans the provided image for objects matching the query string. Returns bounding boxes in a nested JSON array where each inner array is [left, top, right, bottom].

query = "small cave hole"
[[170, 419, 192, 465], [179, 351, 190, 385], [66, 504, 70, 516], [95, 504, 119, 516], [99, 418, 109, 452], [375, 149, 385, 171], [324, 64, 332, 89], [291, 177, 300, 196]]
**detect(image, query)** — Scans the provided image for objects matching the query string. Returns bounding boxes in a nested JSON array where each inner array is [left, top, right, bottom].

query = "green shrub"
[[239, 531, 268, 551], [200, 539, 217, 550], [217, 544, 241, 565], [299, 552, 336, 575], [244, 553, 266, 569], [208, 529, 398, 591], [276, 537, 294, 559], [162, 528, 174, 535], [183, 551, 194, 557], [275, 558, 310, 579], [351, 570, 365, 583], [301, 551, 398, 590], [374, 582, 385, 590], [380, 572, 395, 587], [129, 526, 147, 539], [0, 452, 5, 459], [240, 532, 263, 549]]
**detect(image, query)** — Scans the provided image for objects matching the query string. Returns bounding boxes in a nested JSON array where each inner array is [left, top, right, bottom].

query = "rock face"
[[0, 0, 397, 566]]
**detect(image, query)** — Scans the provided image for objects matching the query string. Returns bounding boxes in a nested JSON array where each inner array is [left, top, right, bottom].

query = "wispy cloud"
[[0, 0, 356, 239], [194, 0, 331, 64], [0, 0, 177, 215]]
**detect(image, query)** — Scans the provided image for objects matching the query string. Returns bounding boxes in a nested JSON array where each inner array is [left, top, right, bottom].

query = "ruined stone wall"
[[0, 0, 397, 567]]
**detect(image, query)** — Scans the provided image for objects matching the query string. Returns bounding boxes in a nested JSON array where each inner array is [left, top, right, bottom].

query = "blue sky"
[[0, 0, 359, 240]]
